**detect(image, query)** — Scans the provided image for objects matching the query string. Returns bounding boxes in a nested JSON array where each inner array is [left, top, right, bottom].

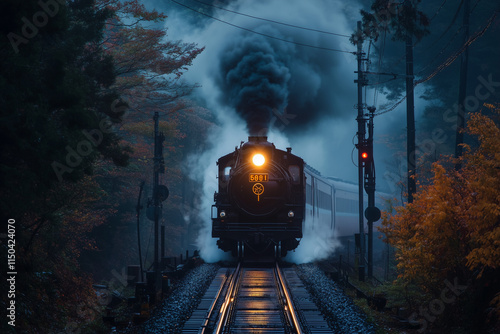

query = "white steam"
[[185, 110, 245, 263]]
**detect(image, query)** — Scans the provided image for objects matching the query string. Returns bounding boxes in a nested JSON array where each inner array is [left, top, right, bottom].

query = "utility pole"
[[364, 107, 380, 279], [405, 0, 416, 204], [355, 21, 367, 282], [365, 111, 374, 279], [354, 23, 382, 281], [153, 112, 165, 299], [455, 0, 470, 166], [136, 181, 145, 283]]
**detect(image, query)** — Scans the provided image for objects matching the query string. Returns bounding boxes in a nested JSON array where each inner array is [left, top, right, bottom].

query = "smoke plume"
[[217, 28, 291, 135]]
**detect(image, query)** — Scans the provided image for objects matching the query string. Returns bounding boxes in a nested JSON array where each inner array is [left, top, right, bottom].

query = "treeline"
[[381, 105, 500, 333], [356, 0, 500, 332], [0, 0, 209, 332]]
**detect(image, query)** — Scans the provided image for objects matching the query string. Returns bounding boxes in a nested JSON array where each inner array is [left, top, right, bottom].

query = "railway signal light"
[[360, 146, 371, 164]]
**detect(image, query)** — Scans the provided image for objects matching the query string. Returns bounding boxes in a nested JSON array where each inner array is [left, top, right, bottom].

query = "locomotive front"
[[212, 136, 305, 258]]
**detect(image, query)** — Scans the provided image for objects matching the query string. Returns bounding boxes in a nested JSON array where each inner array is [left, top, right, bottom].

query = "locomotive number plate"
[[249, 173, 269, 182]]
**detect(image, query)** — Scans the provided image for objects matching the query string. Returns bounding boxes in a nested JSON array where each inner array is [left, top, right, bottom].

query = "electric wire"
[[374, 95, 406, 116], [415, 11, 497, 86], [429, 0, 449, 22], [372, 29, 387, 108], [367, 77, 401, 87], [351, 134, 358, 167], [168, 0, 355, 54], [413, 0, 464, 76], [365, 41, 372, 104], [470, 0, 482, 14], [188, 0, 351, 38], [415, 0, 486, 76], [377, 0, 460, 74], [376, 9, 497, 117], [143, 215, 154, 267], [415, 25, 462, 76]]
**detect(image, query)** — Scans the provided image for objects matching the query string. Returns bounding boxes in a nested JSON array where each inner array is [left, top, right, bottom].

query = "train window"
[[306, 183, 312, 204], [224, 166, 231, 180], [336, 198, 358, 214], [288, 165, 300, 183], [319, 192, 332, 210]]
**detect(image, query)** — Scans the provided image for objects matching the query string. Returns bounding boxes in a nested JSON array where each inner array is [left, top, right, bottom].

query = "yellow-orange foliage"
[[380, 105, 500, 294]]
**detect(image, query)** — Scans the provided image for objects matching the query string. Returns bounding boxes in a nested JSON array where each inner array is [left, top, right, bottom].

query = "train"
[[211, 135, 387, 259]]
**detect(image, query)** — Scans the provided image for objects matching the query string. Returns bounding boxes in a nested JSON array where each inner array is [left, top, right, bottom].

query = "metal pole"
[[136, 181, 145, 282], [153, 112, 160, 296], [161, 225, 165, 260], [355, 21, 366, 282], [366, 110, 375, 278]]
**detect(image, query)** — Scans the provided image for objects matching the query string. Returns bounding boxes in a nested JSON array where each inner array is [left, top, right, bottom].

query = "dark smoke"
[[214, 17, 353, 136], [217, 29, 291, 135]]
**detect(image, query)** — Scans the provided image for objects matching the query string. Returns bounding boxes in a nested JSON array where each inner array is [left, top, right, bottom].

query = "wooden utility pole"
[[405, 0, 416, 203], [455, 0, 470, 165]]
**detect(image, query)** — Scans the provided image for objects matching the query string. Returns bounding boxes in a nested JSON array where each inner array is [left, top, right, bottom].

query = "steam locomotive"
[[212, 136, 387, 259], [212, 136, 304, 258]]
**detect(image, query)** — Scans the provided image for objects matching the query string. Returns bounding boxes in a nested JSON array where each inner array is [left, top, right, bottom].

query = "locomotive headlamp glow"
[[220, 210, 226, 218], [288, 210, 295, 218], [252, 153, 265, 166]]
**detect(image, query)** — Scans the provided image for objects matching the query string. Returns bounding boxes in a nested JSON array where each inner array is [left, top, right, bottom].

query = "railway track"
[[182, 262, 331, 333]]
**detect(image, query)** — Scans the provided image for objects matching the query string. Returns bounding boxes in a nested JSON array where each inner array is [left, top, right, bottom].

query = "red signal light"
[[361, 151, 369, 160]]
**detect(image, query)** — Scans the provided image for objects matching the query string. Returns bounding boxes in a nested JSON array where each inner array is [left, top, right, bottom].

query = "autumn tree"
[[79, 1, 207, 281], [98, 0, 204, 114], [380, 104, 500, 332], [0, 0, 205, 331]]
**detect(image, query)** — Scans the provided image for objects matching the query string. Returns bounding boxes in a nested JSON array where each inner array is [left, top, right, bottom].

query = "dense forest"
[[1, 0, 499, 333], [1, 0, 210, 332]]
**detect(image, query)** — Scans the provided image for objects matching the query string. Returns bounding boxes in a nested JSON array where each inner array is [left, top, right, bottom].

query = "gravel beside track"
[[139, 263, 220, 334], [295, 263, 376, 333], [123, 262, 375, 333]]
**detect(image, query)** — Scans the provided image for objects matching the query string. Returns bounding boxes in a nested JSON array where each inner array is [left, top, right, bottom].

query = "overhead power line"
[[416, 25, 462, 76], [169, 0, 355, 54], [428, 0, 449, 22], [189, 0, 351, 38], [415, 11, 497, 86], [375, 9, 497, 117], [422, 0, 464, 52], [470, 0, 482, 14]]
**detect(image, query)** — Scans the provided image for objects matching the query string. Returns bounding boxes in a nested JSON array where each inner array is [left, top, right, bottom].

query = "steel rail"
[[213, 262, 241, 334], [275, 262, 304, 334], [199, 269, 231, 334]]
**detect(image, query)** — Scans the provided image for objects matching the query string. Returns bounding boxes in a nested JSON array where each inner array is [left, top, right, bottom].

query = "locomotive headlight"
[[288, 210, 295, 218], [252, 153, 265, 166], [220, 210, 226, 218]]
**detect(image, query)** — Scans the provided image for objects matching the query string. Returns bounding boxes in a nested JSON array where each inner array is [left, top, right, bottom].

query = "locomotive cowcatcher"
[[212, 136, 305, 258]]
